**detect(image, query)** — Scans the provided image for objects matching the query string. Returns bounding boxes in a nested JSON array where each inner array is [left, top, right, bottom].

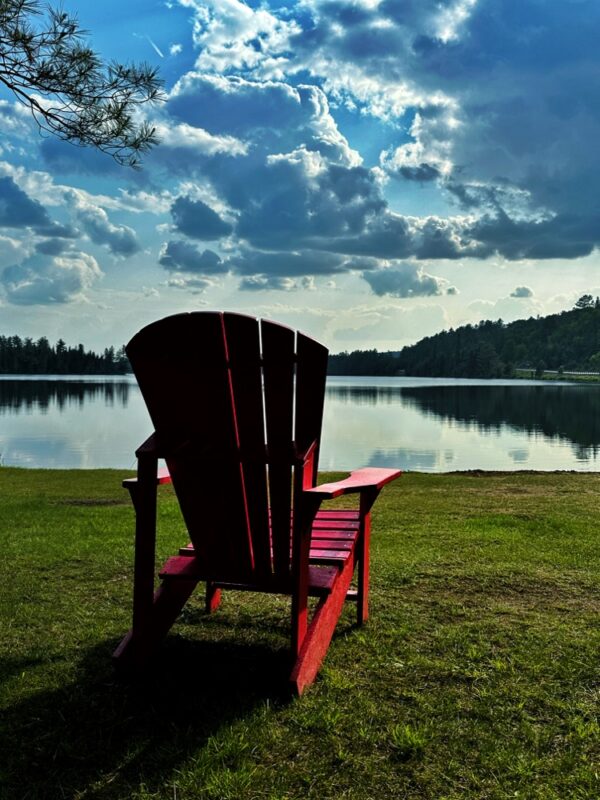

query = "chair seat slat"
[[159, 556, 341, 597]]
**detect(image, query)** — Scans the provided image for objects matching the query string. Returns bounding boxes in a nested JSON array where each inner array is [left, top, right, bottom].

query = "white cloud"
[[166, 275, 216, 293], [362, 261, 445, 297], [239, 275, 300, 291], [0, 234, 28, 269], [69, 194, 141, 257], [1, 251, 102, 305], [152, 120, 248, 156], [181, 0, 300, 75]]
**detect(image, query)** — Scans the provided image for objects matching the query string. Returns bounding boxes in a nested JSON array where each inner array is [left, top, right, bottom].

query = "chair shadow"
[[1, 635, 292, 799]]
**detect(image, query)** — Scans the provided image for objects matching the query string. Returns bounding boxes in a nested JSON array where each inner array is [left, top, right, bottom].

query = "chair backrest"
[[127, 312, 328, 584]]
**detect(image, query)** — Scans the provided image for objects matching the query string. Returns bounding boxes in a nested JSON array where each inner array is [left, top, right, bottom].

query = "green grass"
[[1, 468, 600, 799]]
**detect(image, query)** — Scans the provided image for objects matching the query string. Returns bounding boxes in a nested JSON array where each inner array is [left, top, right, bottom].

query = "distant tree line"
[[327, 349, 402, 376], [328, 296, 600, 378], [0, 336, 130, 374]]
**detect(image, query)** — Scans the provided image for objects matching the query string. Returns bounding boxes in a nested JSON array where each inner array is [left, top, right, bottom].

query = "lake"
[[1, 375, 599, 472]]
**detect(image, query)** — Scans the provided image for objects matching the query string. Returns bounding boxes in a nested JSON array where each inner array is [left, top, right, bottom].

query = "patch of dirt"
[[409, 572, 600, 613]]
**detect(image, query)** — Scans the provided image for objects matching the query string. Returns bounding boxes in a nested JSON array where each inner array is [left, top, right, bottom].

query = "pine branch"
[[0, 0, 164, 166]]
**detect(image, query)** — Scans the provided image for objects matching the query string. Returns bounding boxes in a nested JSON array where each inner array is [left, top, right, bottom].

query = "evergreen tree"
[[0, 335, 130, 374], [327, 300, 600, 378]]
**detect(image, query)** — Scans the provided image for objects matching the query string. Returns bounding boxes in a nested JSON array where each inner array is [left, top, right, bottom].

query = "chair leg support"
[[289, 554, 355, 695], [113, 577, 199, 670]]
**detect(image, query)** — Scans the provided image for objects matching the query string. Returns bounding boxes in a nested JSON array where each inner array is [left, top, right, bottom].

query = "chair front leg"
[[291, 494, 321, 657], [128, 452, 159, 638], [356, 488, 379, 625]]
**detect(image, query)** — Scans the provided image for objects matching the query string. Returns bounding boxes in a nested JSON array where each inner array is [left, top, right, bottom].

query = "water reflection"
[[0, 376, 147, 469], [326, 382, 600, 452], [325, 385, 403, 406], [365, 447, 438, 470], [400, 384, 600, 448], [0, 378, 131, 413], [322, 379, 600, 470], [0, 376, 599, 471]]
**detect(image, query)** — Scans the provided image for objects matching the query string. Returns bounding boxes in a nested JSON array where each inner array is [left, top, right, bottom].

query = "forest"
[[328, 297, 600, 378], [0, 336, 129, 374]]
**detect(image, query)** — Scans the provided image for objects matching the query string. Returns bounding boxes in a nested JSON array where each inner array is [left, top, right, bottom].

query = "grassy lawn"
[[1, 468, 600, 799]]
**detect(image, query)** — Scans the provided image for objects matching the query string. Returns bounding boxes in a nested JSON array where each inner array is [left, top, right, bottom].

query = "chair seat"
[[163, 508, 361, 595]]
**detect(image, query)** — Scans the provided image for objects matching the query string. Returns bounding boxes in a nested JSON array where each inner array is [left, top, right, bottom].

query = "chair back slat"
[[126, 312, 253, 580], [261, 319, 295, 578], [223, 313, 271, 578], [295, 332, 328, 486]]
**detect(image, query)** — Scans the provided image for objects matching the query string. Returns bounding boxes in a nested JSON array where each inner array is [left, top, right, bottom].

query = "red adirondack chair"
[[113, 312, 400, 693]]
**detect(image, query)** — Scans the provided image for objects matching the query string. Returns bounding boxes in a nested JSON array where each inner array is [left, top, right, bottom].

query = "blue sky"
[[1, 0, 600, 352]]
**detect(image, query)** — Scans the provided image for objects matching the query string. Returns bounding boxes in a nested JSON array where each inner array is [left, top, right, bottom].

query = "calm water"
[[1, 375, 599, 471]]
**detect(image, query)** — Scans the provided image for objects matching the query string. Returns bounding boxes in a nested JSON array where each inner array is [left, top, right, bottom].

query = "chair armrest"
[[303, 468, 401, 499], [122, 467, 172, 490], [122, 432, 174, 489]]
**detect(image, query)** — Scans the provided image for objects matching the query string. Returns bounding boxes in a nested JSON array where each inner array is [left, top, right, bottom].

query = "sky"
[[1, 0, 600, 353]]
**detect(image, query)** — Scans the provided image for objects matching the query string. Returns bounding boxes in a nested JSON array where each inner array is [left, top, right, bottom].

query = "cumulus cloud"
[[511, 286, 534, 298], [4, 0, 598, 311], [0, 234, 26, 269], [362, 262, 445, 298], [0, 100, 31, 137], [168, 73, 360, 167], [73, 200, 140, 257], [40, 137, 128, 177], [184, 0, 299, 75], [1, 251, 102, 305], [226, 248, 345, 277], [166, 276, 216, 294], [239, 275, 301, 291], [159, 240, 225, 273], [35, 238, 70, 256], [0, 176, 52, 230], [153, 120, 248, 156], [233, 154, 384, 250], [170, 195, 233, 240], [212, 0, 600, 264], [467, 211, 600, 261]]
